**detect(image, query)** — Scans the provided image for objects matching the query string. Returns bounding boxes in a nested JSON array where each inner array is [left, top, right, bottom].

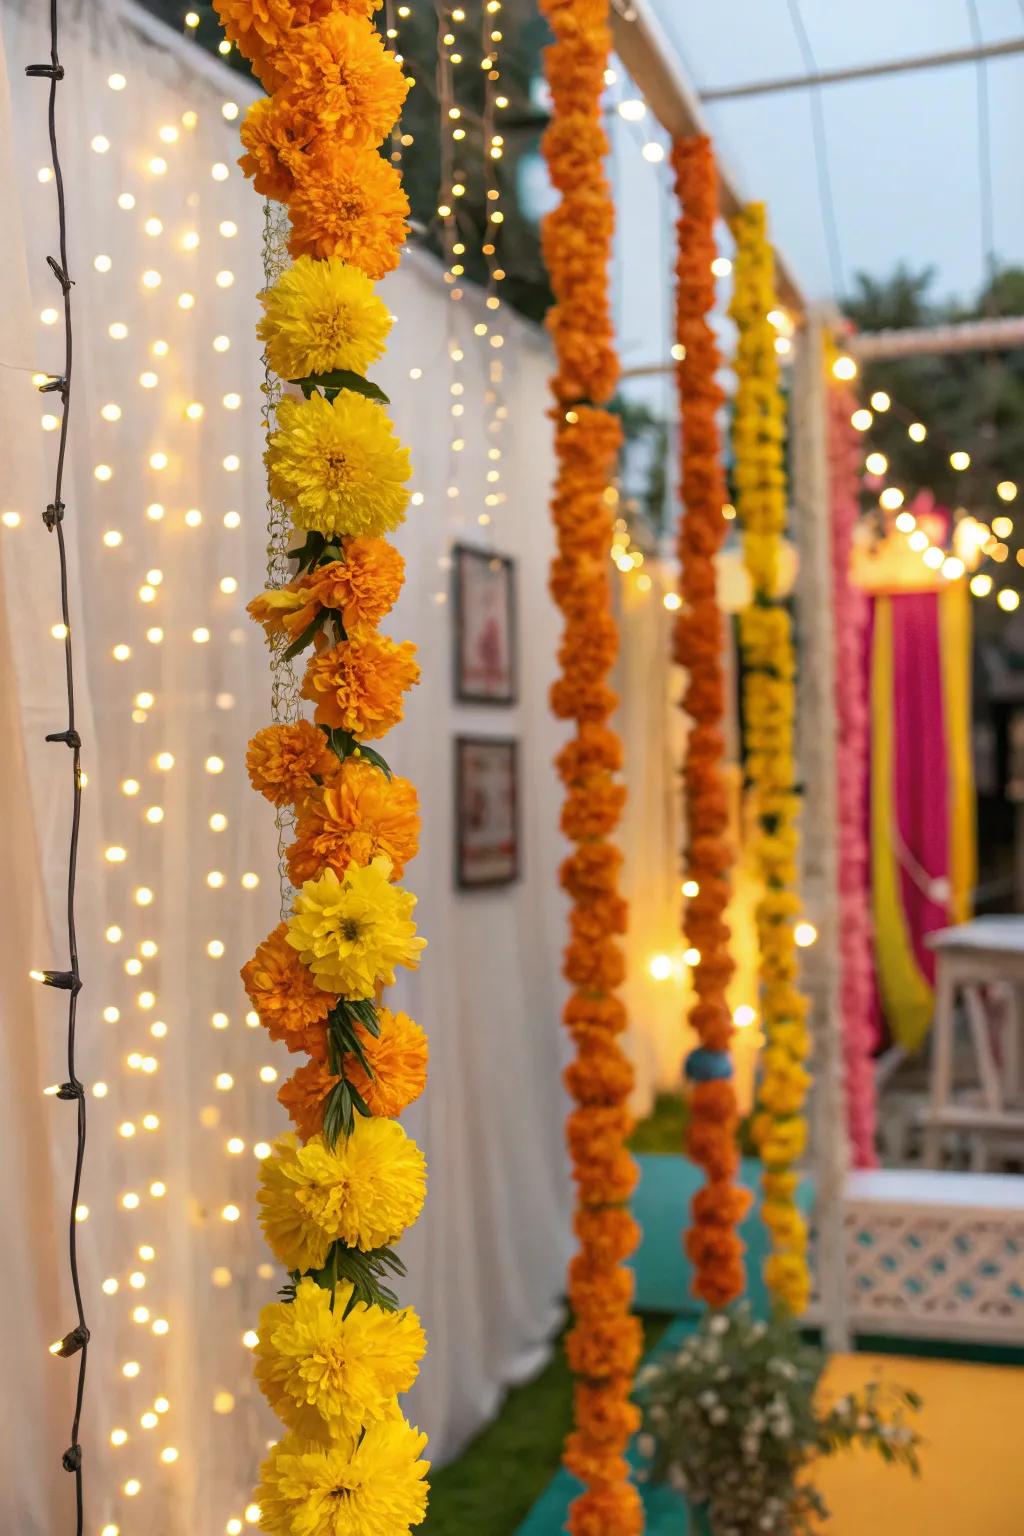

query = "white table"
[[922, 918, 1024, 1168]]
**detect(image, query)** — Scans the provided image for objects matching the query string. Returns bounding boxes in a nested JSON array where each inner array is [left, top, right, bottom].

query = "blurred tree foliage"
[[844, 263, 1024, 523], [138, 0, 554, 318]]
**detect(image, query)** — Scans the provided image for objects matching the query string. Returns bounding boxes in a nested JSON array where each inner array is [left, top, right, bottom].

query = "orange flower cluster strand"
[[541, 3, 643, 1534], [217, 1, 432, 1530], [671, 136, 751, 1310]]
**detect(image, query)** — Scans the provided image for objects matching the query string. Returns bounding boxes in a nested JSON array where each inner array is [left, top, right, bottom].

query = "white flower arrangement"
[[636, 1303, 921, 1535]]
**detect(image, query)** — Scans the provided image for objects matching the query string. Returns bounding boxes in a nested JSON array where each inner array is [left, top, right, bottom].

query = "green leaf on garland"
[[297, 369, 390, 406], [281, 611, 327, 662], [353, 743, 393, 779]]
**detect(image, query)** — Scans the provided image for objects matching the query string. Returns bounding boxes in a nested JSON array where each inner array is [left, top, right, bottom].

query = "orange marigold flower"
[[287, 144, 409, 277], [275, 11, 410, 145], [563, 1435, 628, 1489], [564, 1033, 634, 1107], [246, 720, 335, 806], [565, 1310, 643, 1381], [301, 633, 420, 739], [241, 923, 332, 1052], [574, 1380, 641, 1449], [566, 1485, 643, 1536], [563, 993, 627, 1036], [278, 1057, 338, 1142], [308, 540, 406, 635], [574, 1206, 640, 1268], [561, 779, 625, 842], [287, 757, 420, 886], [568, 1254, 634, 1317], [563, 936, 625, 992], [556, 725, 623, 786], [238, 93, 320, 201], [344, 1006, 428, 1118]]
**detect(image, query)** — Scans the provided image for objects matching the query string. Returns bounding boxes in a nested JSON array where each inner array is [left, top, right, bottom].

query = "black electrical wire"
[[26, 2, 89, 1531]]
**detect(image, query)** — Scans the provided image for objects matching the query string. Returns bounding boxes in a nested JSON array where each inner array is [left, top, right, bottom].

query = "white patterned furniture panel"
[[839, 1170, 1024, 1345]]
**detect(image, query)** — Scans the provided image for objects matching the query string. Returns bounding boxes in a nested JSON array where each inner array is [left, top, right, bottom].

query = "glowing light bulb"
[[210, 813, 227, 831], [950, 450, 971, 472], [108, 72, 126, 90], [91, 134, 110, 154], [970, 572, 993, 597], [215, 1072, 233, 1091], [102, 1278, 119, 1295], [879, 487, 904, 511], [648, 953, 672, 982], [682, 947, 701, 966], [144, 217, 163, 237], [94, 254, 112, 273], [206, 871, 225, 889], [222, 454, 240, 472], [259, 1066, 278, 1084], [992, 515, 1014, 538], [832, 355, 857, 381], [135, 886, 153, 906], [894, 511, 916, 534], [733, 1004, 757, 1029], [214, 1392, 236, 1414], [211, 162, 229, 181], [794, 920, 817, 947], [242, 1330, 259, 1350], [122, 1360, 140, 1378], [213, 334, 230, 352], [865, 452, 888, 476], [869, 390, 891, 412], [94, 464, 113, 482], [254, 1141, 271, 1159], [192, 627, 210, 644], [998, 588, 1020, 611], [222, 1204, 240, 1222], [942, 555, 965, 581], [617, 98, 646, 121], [105, 845, 127, 863], [241, 872, 259, 890]]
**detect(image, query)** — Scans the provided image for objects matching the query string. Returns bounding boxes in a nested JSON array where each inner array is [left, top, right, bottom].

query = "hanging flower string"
[[215, 0, 431, 1528], [671, 136, 751, 1310], [828, 379, 877, 1168], [729, 202, 811, 1317], [540, 2, 643, 1532]]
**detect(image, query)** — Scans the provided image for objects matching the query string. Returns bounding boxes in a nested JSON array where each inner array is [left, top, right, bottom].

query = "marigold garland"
[[540, 3, 642, 1532], [671, 136, 752, 1311], [215, 0, 429, 1526], [729, 202, 811, 1317]]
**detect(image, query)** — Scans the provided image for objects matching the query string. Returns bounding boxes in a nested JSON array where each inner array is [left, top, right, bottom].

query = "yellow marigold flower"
[[287, 757, 420, 885], [345, 1006, 429, 1120], [301, 633, 420, 739], [213, 0, 380, 88], [286, 856, 426, 996], [266, 390, 410, 540], [258, 1125, 426, 1267], [255, 1276, 425, 1440], [287, 143, 410, 277], [258, 257, 392, 383], [256, 1417, 429, 1536], [247, 720, 336, 806], [275, 11, 410, 147]]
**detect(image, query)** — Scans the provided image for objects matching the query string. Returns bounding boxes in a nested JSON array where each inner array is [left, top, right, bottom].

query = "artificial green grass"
[[628, 1092, 758, 1158], [422, 1317, 669, 1536]]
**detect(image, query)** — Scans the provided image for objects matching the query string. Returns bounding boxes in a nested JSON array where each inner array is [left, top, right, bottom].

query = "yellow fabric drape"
[[870, 597, 935, 1051], [940, 583, 976, 924]]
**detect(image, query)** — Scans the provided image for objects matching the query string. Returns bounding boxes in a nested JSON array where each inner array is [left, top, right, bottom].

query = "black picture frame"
[[452, 543, 518, 705], [454, 735, 520, 889]]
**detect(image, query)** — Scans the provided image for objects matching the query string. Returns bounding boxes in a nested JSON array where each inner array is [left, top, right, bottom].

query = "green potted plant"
[[636, 1304, 921, 1535]]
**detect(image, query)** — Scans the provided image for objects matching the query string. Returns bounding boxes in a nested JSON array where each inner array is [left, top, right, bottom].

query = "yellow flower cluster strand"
[[214, 0, 432, 1529], [729, 203, 811, 1317]]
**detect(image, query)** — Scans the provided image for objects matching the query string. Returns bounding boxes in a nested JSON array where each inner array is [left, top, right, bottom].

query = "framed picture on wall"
[[454, 736, 520, 888], [452, 543, 517, 704]]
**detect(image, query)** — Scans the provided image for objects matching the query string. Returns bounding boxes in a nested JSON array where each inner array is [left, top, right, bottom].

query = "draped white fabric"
[[0, 1, 609, 1527]]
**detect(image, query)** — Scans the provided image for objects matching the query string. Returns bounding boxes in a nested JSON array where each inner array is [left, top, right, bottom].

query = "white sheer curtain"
[[0, 1, 599, 1529]]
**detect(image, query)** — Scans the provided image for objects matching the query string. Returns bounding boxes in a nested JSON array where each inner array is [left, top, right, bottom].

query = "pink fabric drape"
[[891, 592, 951, 987]]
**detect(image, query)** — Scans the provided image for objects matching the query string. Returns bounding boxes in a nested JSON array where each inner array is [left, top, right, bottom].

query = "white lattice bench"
[[839, 1168, 1024, 1346]]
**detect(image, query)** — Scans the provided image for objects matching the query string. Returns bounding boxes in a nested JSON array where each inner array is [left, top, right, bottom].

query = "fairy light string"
[[27, 2, 91, 1529]]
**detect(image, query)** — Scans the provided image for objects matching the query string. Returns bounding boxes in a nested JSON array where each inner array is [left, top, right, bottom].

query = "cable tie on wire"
[[42, 500, 65, 531], [56, 1081, 83, 1102], [25, 62, 65, 80], [46, 255, 73, 292], [45, 727, 80, 748], [62, 1445, 83, 1473], [54, 1327, 89, 1361]]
